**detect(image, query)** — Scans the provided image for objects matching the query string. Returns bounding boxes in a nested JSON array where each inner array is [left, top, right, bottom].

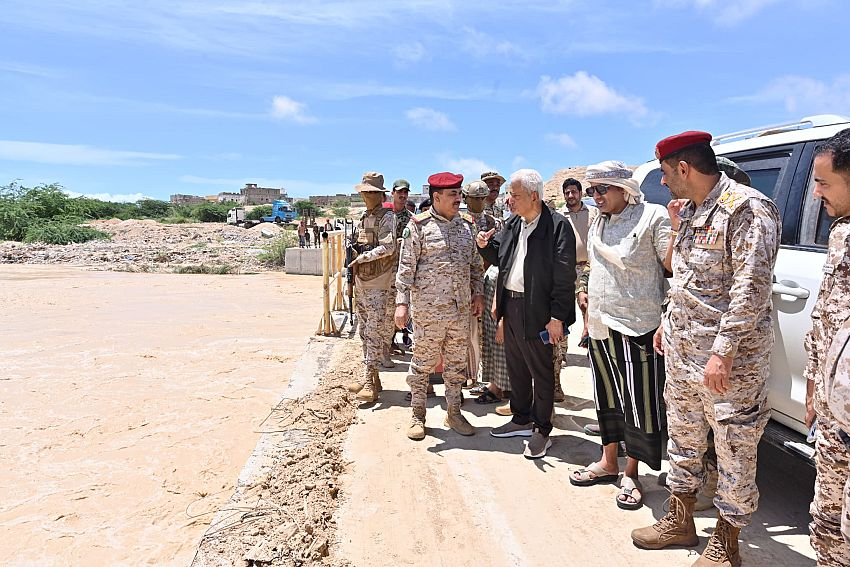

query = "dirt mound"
[[0, 221, 296, 273], [191, 339, 361, 567]]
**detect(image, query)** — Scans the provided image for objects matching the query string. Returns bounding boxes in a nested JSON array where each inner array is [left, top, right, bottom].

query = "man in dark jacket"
[[476, 168, 576, 458]]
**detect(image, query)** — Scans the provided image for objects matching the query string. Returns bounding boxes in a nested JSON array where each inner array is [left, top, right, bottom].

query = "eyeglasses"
[[585, 184, 613, 197]]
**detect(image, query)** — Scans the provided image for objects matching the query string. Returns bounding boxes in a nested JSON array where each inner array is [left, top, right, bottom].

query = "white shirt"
[[504, 213, 540, 293]]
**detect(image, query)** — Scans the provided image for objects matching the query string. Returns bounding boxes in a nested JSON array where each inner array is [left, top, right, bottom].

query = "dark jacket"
[[479, 205, 576, 340]]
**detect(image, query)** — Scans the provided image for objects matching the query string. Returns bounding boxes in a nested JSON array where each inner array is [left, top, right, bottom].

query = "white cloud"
[[405, 107, 456, 132], [438, 156, 495, 183], [393, 41, 428, 66], [270, 95, 316, 124], [730, 75, 850, 115], [461, 26, 526, 59], [511, 155, 528, 170], [653, 0, 782, 25], [536, 72, 650, 125], [0, 140, 181, 166], [545, 133, 577, 148], [63, 190, 153, 203]]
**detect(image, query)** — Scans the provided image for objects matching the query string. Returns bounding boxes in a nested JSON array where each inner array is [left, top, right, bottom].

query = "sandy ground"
[[0, 265, 323, 566], [337, 335, 817, 567]]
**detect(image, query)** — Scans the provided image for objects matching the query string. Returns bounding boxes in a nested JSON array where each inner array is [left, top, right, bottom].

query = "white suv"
[[633, 114, 850, 450]]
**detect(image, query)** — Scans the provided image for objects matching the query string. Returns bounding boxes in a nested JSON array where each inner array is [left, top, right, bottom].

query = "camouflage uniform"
[[806, 217, 850, 563], [396, 209, 484, 417], [484, 201, 504, 221], [826, 317, 850, 548], [663, 173, 780, 528], [352, 205, 397, 378]]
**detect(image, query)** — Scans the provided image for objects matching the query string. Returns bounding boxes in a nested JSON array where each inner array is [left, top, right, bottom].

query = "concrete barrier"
[[284, 248, 322, 275]]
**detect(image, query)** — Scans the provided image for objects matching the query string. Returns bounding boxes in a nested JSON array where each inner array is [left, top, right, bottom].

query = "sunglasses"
[[585, 184, 613, 197]]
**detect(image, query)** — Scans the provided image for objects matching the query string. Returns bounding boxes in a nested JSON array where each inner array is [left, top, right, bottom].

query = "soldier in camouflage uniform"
[[395, 172, 485, 440], [805, 128, 850, 565], [481, 171, 506, 220], [632, 132, 780, 567], [346, 172, 397, 403]]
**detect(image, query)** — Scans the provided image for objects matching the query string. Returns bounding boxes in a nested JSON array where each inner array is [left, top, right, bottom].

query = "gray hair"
[[509, 169, 544, 200]]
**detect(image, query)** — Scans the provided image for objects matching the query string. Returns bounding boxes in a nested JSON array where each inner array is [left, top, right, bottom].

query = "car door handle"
[[772, 282, 810, 299]]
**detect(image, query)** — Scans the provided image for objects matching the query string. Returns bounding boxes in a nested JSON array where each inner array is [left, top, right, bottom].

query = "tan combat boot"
[[554, 373, 565, 403], [693, 514, 741, 567], [346, 366, 367, 393], [631, 491, 699, 549], [356, 368, 379, 402], [444, 405, 475, 436], [407, 407, 426, 440]]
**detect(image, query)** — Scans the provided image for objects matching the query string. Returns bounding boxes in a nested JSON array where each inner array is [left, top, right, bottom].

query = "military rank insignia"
[[717, 191, 743, 212], [402, 226, 411, 239]]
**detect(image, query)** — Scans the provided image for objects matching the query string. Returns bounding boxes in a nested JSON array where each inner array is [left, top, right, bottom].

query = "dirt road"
[[337, 343, 816, 566], [0, 266, 322, 566]]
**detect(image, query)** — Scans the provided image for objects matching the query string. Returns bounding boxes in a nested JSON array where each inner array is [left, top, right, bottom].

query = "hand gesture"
[[476, 228, 496, 249], [394, 304, 409, 330], [703, 353, 733, 395], [667, 199, 688, 232]]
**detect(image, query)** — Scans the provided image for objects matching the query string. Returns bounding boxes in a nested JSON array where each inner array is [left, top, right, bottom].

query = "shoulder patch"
[[460, 212, 474, 224], [402, 226, 411, 239], [411, 211, 430, 224], [717, 190, 746, 213]]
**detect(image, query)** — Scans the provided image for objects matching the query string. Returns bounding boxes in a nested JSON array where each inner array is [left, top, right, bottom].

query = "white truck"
[[226, 207, 259, 229]]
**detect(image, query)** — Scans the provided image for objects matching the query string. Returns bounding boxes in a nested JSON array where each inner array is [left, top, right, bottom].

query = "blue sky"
[[1, 0, 848, 202]]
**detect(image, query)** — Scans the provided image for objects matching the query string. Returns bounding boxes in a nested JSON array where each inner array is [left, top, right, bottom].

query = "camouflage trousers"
[[810, 415, 850, 566], [664, 344, 770, 528], [407, 307, 470, 411], [553, 339, 568, 380], [355, 287, 392, 371]]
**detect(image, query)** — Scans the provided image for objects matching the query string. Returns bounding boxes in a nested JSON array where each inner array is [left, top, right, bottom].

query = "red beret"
[[427, 172, 464, 189], [655, 131, 713, 161]]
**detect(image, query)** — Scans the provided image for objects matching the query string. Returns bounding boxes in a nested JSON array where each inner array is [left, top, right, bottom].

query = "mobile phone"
[[539, 329, 551, 344]]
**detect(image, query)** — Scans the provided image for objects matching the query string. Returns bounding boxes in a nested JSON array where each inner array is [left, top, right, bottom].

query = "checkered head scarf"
[[585, 160, 642, 205]]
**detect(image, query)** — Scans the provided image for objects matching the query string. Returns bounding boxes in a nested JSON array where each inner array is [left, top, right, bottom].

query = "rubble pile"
[[0, 219, 290, 272], [191, 341, 360, 567]]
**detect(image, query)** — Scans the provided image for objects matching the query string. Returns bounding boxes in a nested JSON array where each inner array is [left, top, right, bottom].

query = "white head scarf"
[[585, 160, 642, 205]]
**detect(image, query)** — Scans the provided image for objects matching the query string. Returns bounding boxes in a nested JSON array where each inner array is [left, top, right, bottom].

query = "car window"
[[639, 168, 670, 206], [799, 162, 837, 247]]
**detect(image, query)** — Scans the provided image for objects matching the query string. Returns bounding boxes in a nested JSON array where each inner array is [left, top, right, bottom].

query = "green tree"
[[331, 205, 350, 218], [294, 200, 321, 219], [246, 205, 272, 220], [136, 199, 171, 218]]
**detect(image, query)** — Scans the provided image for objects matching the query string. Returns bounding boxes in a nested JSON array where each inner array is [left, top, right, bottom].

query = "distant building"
[[170, 194, 206, 205], [217, 192, 244, 204], [309, 193, 349, 206], [241, 183, 286, 205]]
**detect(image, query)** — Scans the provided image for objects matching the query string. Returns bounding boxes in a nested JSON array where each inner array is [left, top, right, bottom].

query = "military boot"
[[693, 514, 741, 567], [356, 368, 379, 402], [407, 407, 426, 440], [346, 367, 367, 393], [631, 491, 699, 549], [444, 405, 475, 436]]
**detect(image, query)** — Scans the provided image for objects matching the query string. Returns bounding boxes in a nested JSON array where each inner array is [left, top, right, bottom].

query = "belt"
[[505, 289, 524, 299]]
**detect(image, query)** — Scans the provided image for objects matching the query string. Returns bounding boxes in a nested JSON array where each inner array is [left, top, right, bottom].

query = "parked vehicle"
[[633, 114, 850, 459], [261, 200, 297, 224], [226, 207, 259, 228]]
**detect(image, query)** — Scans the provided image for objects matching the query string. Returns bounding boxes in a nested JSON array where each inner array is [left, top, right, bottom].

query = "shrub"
[[258, 231, 299, 266], [193, 202, 231, 223], [246, 205, 272, 220], [23, 221, 110, 245], [331, 205, 350, 217]]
